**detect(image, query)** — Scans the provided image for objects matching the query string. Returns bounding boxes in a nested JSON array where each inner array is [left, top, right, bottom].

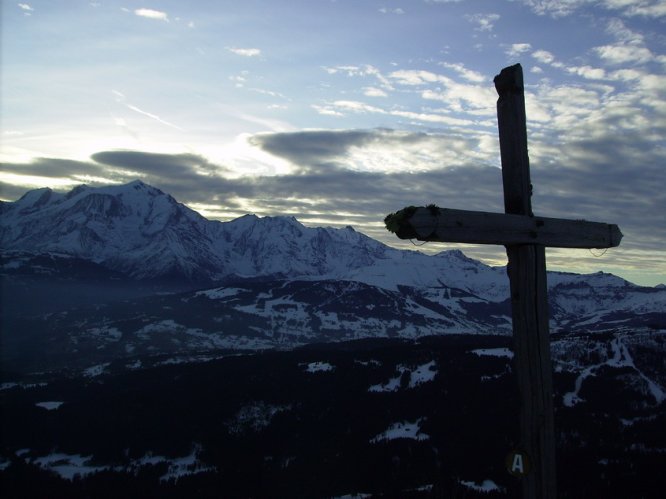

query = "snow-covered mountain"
[[0, 180, 390, 282], [0, 180, 641, 296], [1, 181, 665, 374]]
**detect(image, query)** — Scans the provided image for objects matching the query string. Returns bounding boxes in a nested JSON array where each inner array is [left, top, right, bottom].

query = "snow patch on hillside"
[[369, 360, 437, 392], [195, 287, 245, 300], [304, 361, 335, 373], [460, 479, 504, 493], [83, 363, 110, 377], [561, 335, 665, 407], [35, 401, 64, 410], [471, 347, 514, 358], [370, 419, 429, 443], [31, 453, 105, 480]]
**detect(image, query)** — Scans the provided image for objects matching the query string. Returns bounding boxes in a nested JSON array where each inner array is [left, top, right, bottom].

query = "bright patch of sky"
[[1, 0, 665, 285]]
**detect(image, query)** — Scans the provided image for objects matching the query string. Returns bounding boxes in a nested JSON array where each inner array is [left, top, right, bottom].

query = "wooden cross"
[[385, 64, 622, 499]]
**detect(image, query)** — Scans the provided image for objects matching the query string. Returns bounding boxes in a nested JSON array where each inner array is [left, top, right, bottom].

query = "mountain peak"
[[66, 184, 90, 199], [15, 187, 63, 213], [435, 249, 478, 263], [17, 186, 53, 203], [125, 179, 163, 195]]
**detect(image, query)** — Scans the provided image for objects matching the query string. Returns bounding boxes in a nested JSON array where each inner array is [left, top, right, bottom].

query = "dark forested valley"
[[2, 333, 664, 498]]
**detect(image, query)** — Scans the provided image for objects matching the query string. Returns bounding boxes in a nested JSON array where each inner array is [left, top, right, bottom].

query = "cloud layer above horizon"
[[1, 0, 665, 285]]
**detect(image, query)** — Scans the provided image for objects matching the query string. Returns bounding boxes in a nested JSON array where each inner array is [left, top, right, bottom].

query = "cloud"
[[390, 110, 475, 127], [593, 18, 655, 65], [532, 49, 556, 65], [565, 65, 606, 80], [91, 150, 220, 176], [322, 64, 394, 91], [439, 62, 486, 83], [387, 69, 445, 86], [594, 44, 654, 65], [530, 50, 607, 78], [603, 0, 666, 17], [227, 47, 262, 57], [250, 129, 496, 174], [605, 17, 645, 44], [363, 87, 388, 98], [18, 3, 33, 12], [134, 8, 169, 22], [0, 133, 502, 223], [248, 129, 376, 167], [419, 82, 496, 115], [379, 7, 405, 15], [518, 0, 590, 17], [465, 13, 500, 32], [506, 43, 532, 59], [2, 158, 106, 180], [311, 105, 344, 117], [331, 100, 386, 114], [518, 0, 666, 18], [313, 95, 487, 126], [316, 66, 498, 124], [243, 101, 665, 267]]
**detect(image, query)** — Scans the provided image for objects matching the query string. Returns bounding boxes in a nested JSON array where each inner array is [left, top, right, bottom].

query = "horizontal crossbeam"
[[392, 206, 622, 249]]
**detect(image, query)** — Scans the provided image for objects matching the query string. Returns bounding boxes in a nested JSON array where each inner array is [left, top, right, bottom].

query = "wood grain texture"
[[403, 207, 622, 249]]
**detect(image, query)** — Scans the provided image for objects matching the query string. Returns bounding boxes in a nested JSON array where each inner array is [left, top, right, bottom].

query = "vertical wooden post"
[[495, 64, 557, 499]]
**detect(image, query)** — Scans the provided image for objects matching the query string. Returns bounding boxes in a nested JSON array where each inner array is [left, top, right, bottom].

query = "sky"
[[1, 0, 665, 286]]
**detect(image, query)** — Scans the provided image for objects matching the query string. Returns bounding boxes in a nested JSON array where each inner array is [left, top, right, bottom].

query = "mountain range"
[[1, 180, 665, 374]]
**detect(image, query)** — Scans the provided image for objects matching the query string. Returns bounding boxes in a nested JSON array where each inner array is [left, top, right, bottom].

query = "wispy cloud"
[[618, 0, 666, 18], [111, 92, 182, 131], [134, 8, 169, 22], [227, 47, 262, 57], [439, 62, 486, 83], [331, 100, 386, 115], [125, 104, 183, 131], [519, 0, 666, 18], [317, 65, 498, 124], [322, 65, 394, 91], [379, 7, 405, 15], [465, 13, 500, 32], [388, 69, 446, 86]]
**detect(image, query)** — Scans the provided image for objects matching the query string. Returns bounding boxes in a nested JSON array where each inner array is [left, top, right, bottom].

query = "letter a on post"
[[506, 450, 531, 477], [512, 453, 524, 474]]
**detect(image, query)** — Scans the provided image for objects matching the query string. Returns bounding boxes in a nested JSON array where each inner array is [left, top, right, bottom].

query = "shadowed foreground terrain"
[[1, 334, 664, 498]]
